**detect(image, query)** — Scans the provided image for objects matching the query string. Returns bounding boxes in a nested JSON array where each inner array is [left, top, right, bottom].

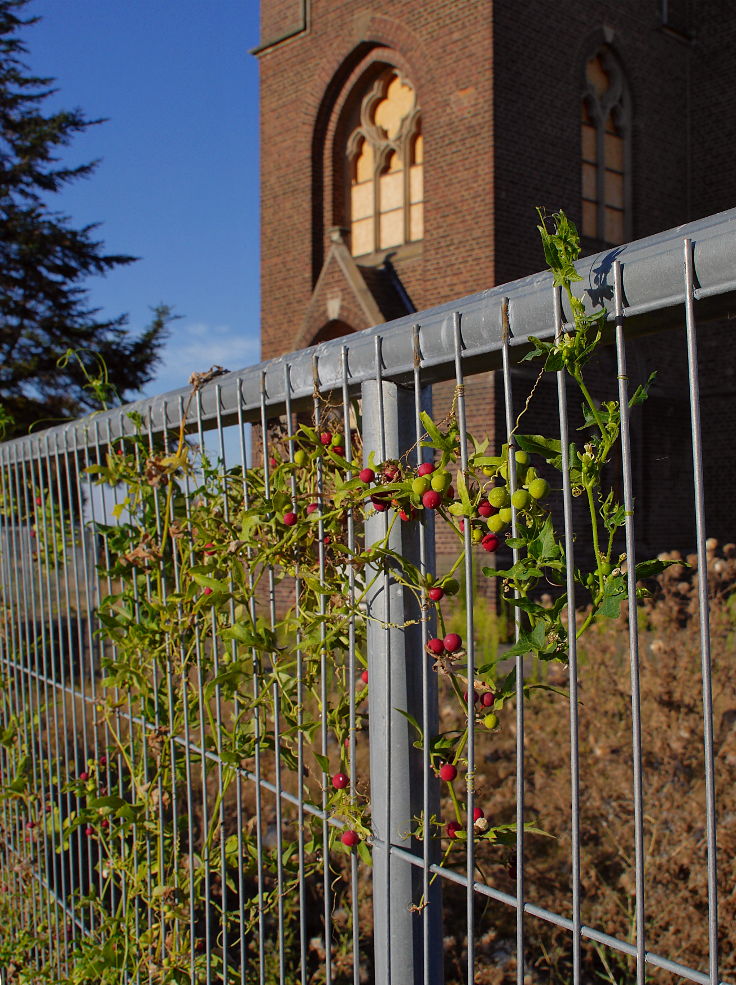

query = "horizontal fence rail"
[[1, 206, 735, 455], [1, 208, 736, 985]]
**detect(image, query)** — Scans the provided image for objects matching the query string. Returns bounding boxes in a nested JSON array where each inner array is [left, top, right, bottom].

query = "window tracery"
[[347, 69, 423, 257]]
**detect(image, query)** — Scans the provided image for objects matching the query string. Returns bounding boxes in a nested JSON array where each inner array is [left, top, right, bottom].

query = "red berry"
[[269, 457, 277, 468], [35, 496, 42, 506], [320, 432, 332, 446], [79, 772, 89, 782], [100, 818, 110, 830], [203, 587, 213, 597], [417, 463, 435, 476], [477, 499, 494, 518], [428, 587, 444, 602], [26, 820, 36, 830], [371, 495, 388, 512], [203, 542, 216, 555], [463, 690, 479, 704], [85, 825, 94, 837], [480, 691, 495, 707], [399, 508, 415, 522], [439, 763, 457, 782], [359, 468, 375, 484], [443, 633, 462, 653], [427, 637, 445, 655], [341, 829, 359, 847], [99, 756, 107, 767], [282, 511, 297, 526], [332, 446, 345, 456], [360, 669, 369, 684], [116, 447, 124, 455], [473, 807, 485, 822], [306, 502, 319, 514], [481, 533, 499, 552], [422, 490, 442, 510], [458, 519, 465, 532], [446, 485, 455, 500], [195, 939, 205, 953], [332, 772, 349, 790], [383, 465, 400, 481], [446, 821, 461, 839]]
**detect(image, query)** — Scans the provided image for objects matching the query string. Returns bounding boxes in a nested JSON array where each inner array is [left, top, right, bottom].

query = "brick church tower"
[[255, 0, 736, 552]]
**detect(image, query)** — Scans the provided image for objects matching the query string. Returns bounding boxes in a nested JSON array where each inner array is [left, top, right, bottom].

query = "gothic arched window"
[[347, 69, 423, 258], [581, 47, 631, 244]]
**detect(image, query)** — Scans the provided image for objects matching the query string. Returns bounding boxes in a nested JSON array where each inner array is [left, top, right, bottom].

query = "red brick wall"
[[257, 0, 736, 559], [257, 0, 494, 361]]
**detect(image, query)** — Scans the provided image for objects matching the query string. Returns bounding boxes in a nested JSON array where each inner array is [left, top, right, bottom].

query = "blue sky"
[[25, 0, 261, 398]]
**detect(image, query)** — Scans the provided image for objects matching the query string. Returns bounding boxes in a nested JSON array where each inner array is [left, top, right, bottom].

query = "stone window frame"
[[345, 68, 423, 259], [581, 44, 632, 245]]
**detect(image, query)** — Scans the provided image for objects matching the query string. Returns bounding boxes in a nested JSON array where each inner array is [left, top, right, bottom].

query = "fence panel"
[[1, 209, 736, 985]]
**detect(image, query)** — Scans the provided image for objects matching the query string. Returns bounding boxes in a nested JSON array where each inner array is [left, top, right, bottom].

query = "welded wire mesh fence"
[[1, 209, 736, 985]]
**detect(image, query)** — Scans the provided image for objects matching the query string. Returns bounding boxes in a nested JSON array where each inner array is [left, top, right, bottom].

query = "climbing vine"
[[0, 211, 675, 983]]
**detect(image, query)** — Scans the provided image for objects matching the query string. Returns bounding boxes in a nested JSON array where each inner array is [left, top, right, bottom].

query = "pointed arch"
[[342, 66, 423, 258]]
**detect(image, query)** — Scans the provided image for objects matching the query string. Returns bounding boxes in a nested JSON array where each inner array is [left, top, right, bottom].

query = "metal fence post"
[[362, 378, 444, 985]]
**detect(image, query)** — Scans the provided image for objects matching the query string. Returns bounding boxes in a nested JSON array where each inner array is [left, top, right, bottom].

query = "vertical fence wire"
[[238, 377, 268, 985], [683, 238, 719, 985], [451, 311, 477, 984], [552, 287, 582, 985], [340, 344, 363, 985], [373, 333, 392, 985], [500, 299, 525, 985], [235, 382, 252, 983], [412, 322, 434, 985], [257, 373, 287, 985], [282, 362, 310, 985], [312, 354, 333, 985], [613, 259, 647, 985]]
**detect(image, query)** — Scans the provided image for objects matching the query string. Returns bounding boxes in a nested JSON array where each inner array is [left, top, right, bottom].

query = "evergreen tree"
[[0, 0, 171, 439]]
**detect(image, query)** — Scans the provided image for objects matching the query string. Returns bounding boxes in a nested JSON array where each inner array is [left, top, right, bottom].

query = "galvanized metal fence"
[[2, 207, 736, 985]]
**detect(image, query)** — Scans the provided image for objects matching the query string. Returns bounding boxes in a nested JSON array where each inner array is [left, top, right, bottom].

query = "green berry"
[[293, 449, 308, 467], [443, 578, 460, 596], [511, 489, 530, 510], [487, 514, 508, 533], [498, 507, 513, 524], [412, 476, 431, 496], [528, 478, 550, 501], [515, 450, 530, 465], [483, 712, 498, 730], [471, 528, 483, 543], [430, 471, 451, 493], [488, 486, 509, 509]]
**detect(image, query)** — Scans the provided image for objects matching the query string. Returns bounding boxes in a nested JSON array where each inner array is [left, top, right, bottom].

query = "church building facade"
[[255, 0, 736, 554]]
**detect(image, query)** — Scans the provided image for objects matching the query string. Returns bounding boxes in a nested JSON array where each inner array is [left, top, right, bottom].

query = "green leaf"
[[502, 622, 546, 659], [455, 470, 472, 514], [86, 796, 126, 810], [629, 371, 657, 407], [634, 557, 683, 580], [313, 753, 330, 774], [515, 434, 562, 461], [190, 571, 227, 593], [396, 708, 423, 741], [598, 575, 627, 619]]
